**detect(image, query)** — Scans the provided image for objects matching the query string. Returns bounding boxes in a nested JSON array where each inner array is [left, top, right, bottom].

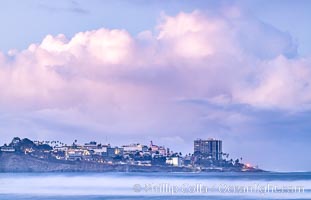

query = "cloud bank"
[[0, 8, 310, 170]]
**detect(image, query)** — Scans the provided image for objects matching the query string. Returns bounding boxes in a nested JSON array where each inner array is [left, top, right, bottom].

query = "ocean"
[[0, 172, 310, 200]]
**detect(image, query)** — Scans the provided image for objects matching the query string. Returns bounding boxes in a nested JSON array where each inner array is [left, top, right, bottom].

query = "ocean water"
[[0, 172, 310, 200]]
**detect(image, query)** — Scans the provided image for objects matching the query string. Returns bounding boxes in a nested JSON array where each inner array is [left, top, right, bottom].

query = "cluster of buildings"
[[0, 137, 245, 169]]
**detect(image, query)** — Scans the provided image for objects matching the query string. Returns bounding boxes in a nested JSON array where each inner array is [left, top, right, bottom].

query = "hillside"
[[0, 152, 193, 173]]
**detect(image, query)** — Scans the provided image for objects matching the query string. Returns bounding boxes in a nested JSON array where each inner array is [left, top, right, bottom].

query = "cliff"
[[0, 152, 193, 173]]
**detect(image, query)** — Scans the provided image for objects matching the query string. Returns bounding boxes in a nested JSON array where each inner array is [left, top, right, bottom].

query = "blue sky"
[[1, 0, 311, 171], [1, 0, 311, 55]]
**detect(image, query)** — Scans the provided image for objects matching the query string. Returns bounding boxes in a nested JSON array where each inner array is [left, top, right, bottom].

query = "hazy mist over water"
[[0, 172, 310, 200]]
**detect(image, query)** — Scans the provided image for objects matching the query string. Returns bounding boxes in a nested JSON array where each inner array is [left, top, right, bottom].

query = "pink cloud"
[[0, 9, 307, 142]]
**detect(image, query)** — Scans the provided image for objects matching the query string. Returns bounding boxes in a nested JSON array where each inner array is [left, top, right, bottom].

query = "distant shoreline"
[[0, 152, 265, 173]]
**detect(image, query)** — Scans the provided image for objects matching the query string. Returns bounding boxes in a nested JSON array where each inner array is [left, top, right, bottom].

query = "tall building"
[[194, 138, 222, 160]]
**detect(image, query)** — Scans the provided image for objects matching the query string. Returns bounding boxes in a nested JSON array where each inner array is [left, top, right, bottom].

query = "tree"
[[235, 159, 240, 165]]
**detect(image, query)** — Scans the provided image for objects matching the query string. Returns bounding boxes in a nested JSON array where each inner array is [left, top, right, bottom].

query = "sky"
[[0, 0, 311, 171]]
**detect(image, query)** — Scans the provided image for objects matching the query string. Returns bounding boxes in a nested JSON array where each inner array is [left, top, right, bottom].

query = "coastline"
[[0, 152, 265, 173]]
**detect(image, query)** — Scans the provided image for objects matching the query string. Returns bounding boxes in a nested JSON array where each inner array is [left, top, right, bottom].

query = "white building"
[[53, 146, 69, 152], [93, 148, 107, 155], [0, 146, 15, 152], [122, 144, 148, 153], [166, 157, 182, 167], [66, 149, 88, 161]]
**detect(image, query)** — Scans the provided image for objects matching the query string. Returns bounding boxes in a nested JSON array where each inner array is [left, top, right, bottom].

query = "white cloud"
[[0, 9, 308, 143], [1, 7, 311, 171], [235, 55, 311, 110]]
